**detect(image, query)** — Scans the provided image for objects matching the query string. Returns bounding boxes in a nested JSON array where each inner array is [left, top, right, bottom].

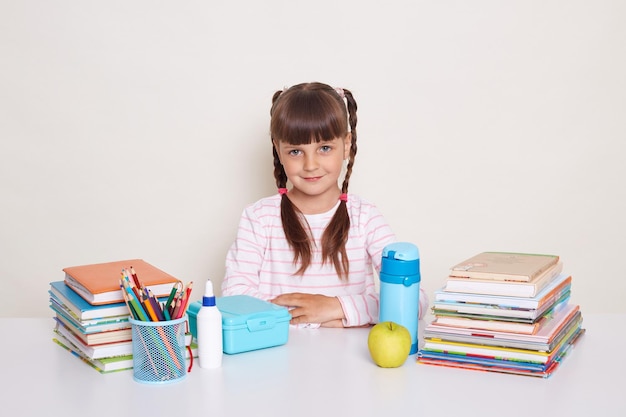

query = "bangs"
[[271, 87, 347, 145]]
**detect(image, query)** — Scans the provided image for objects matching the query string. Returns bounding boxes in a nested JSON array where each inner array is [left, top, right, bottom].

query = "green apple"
[[367, 321, 412, 368]]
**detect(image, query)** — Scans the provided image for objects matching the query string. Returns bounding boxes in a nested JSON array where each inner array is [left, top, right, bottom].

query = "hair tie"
[[334, 87, 345, 99], [278, 188, 288, 195], [339, 193, 348, 202]]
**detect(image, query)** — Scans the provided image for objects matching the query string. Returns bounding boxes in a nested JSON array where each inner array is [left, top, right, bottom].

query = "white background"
[[1, 1, 624, 317]]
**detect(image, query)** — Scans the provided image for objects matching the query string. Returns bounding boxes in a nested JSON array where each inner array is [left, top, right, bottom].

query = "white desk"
[[2, 315, 624, 417]]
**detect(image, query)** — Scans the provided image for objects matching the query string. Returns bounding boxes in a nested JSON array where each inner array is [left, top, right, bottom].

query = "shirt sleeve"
[[337, 292, 378, 327], [221, 206, 271, 301], [418, 287, 429, 320]]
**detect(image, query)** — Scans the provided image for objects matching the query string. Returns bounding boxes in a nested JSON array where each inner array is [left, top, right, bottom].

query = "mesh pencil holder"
[[130, 315, 187, 384]]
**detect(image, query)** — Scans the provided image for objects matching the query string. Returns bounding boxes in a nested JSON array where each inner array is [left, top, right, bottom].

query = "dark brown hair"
[[270, 82, 358, 279]]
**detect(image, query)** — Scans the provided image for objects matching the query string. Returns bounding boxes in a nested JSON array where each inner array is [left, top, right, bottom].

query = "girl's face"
[[274, 135, 351, 207]]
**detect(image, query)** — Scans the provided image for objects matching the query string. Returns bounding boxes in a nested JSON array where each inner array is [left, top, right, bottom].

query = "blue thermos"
[[379, 242, 421, 355]]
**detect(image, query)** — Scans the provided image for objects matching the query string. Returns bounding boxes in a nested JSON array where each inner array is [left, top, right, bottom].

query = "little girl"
[[222, 82, 428, 328]]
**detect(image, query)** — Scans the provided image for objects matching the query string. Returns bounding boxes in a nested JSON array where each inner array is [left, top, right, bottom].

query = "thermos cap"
[[382, 242, 419, 261], [380, 242, 421, 285]]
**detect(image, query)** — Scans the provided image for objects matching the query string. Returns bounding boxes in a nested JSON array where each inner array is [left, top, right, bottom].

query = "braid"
[[341, 88, 358, 193], [272, 145, 288, 189], [320, 87, 358, 280], [271, 89, 289, 189], [271, 88, 313, 275], [280, 196, 313, 275]]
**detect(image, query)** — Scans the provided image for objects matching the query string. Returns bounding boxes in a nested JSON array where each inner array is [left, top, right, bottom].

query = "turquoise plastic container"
[[379, 242, 421, 355], [188, 295, 291, 354]]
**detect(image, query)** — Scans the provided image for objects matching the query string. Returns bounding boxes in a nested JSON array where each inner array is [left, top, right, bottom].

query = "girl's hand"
[[270, 293, 345, 327]]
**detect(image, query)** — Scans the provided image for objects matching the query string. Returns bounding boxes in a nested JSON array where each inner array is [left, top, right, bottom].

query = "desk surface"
[[2, 315, 624, 417]]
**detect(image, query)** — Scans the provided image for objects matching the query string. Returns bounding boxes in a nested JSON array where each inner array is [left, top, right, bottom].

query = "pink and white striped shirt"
[[222, 193, 428, 327]]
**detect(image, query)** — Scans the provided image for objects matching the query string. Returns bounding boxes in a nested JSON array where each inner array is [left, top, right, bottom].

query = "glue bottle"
[[196, 279, 223, 369]]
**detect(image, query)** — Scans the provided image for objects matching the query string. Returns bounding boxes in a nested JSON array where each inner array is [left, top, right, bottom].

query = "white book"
[[435, 273, 571, 309], [444, 262, 563, 297]]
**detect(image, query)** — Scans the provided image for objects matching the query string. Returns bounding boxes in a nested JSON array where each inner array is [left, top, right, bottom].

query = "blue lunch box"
[[188, 295, 291, 354]]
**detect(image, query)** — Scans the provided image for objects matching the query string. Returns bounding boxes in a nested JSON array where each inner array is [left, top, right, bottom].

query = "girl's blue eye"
[[288, 149, 301, 156], [320, 145, 332, 152]]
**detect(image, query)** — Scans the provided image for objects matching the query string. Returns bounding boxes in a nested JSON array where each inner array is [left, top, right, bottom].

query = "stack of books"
[[49, 259, 193, 373], [417, 252, 585, 378]]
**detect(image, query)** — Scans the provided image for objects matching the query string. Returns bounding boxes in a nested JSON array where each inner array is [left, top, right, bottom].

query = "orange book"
[[63, 259, 179, 305]]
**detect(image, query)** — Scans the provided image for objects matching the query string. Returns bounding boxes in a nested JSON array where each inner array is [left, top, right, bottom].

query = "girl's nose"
[[303, 153, 319, 171]]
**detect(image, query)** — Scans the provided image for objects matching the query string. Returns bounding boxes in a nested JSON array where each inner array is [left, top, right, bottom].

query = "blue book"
[[49, 281, 129, 320]]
